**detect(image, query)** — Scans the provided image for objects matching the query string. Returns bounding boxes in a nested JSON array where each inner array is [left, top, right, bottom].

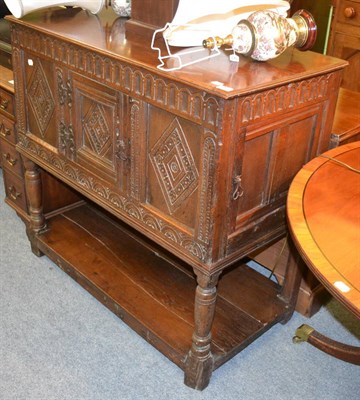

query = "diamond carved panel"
[[150, 119, 199, 213], [83, 102, 111, 156], [28, 61, 55, 137]]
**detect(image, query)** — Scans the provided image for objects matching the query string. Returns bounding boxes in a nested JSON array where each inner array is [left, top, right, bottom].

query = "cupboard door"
[[143, 105, 202, 233], [23, 52, 58, 148], [227, 104, 325, 253], [70, 72, 130, 193]]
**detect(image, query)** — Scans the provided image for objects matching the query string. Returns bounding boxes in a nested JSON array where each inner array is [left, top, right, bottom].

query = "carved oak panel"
[[147, 105, 203, 231], [71, 73, 120, 183], [227, 103, 328, 256], [7, 11, 347, 393], [23, 52, 57, 149]]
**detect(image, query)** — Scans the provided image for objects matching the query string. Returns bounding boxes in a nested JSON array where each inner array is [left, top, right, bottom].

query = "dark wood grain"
[[36, 202, 285, 370], [7, 8, 347, 390]]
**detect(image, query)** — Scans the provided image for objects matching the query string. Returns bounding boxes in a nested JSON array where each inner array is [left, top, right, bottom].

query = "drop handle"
[[3, 153, 18, 166], [344, 7, 356, 18]]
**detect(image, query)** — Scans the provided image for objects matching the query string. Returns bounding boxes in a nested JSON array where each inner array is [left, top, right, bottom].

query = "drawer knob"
[[3, 153, 18, 166], [8, 185, 21, 200], [344, 7, 356, 18]]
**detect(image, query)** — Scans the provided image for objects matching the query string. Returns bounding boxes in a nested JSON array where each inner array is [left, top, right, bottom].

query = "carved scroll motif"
[[12, 49, 26, 134], [130, 99, 140, 201], [57, 70, 72, 107], [115, 134, 129, 162], [59, 122, 75, 159], [57, 67, 74, 159]]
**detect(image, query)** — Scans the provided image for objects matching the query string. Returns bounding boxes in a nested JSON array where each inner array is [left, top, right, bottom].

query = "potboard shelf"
[[35, 202, 287, 370]]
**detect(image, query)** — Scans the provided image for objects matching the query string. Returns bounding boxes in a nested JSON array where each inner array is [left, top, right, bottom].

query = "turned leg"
[[184, 270, 221, 390], [278, 238, 304, 323], [22, 157, 47, 256]]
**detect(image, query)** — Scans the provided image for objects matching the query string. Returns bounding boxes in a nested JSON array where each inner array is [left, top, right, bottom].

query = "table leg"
[[294, 324, 360, 365], [184, 270, 221, 390], [278, 238, 305, 323], [22, 157, 47, 256]]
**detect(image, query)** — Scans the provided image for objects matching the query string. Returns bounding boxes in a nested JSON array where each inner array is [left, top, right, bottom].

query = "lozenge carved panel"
[[22, 53, 58, 149], [150, 118, 199, 214], [28, 60, 55, 137], [72, 73, 119, 182]]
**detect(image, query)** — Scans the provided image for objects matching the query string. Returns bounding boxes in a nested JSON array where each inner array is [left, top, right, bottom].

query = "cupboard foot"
[[22, 157, 47, 256], [184, 346, 213, 390], [184, 270, 221, 390], [25, 226, 44, 257]]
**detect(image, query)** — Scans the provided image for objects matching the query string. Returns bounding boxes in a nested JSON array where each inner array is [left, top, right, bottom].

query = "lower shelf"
[[35, 203, 288, 370]]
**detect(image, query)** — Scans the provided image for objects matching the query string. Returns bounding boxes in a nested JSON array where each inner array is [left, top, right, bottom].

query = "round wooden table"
[[287, 141, 360, 364]]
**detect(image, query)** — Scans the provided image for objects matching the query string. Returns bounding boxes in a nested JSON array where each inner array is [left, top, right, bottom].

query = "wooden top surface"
[[287, 142, 360, 318], [6, 7, 347, 99], [332, 88, 360, 136], [0, 64, 14, 93]]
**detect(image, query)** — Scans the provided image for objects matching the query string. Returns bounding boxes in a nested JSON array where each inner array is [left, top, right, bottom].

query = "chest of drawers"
[[327, 0, 360, 91], [0, 65, 28, 217], [7, 9, 346, 390]]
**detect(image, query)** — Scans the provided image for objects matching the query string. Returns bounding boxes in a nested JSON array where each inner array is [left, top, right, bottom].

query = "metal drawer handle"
[[0, 99, 9, 110], [232, 175, 244, 200], [344, 7, 356, 18], [8, 185, 21, 200], [3, 153, 18, 166]]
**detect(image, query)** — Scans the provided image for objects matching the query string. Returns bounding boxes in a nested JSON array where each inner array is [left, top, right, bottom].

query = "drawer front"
[[3, 170, 28, 212], [1, 139, 23, 177], [337, 0, 360, 28], [0, 87, 14, 119], [0, 116, 16, 143]]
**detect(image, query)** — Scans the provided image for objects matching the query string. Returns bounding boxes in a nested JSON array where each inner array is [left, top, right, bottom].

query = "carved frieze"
[[11, 25, 221, 130], [17, 133, 207, 261], [239, 74, 331, 124]]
